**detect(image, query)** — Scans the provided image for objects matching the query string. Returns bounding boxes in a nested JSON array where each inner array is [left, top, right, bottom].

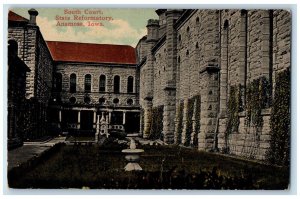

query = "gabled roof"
[[46, 41, 137, 65], [8, 11, 29, 22]]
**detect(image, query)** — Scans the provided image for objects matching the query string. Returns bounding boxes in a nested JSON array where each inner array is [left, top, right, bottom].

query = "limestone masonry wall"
[[137, 9, 291, 161]]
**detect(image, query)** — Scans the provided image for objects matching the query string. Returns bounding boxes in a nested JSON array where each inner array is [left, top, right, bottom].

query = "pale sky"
[[10, 8, 158, 47]]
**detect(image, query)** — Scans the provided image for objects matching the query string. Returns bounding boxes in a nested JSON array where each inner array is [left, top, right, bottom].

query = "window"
[[113, 98, 119, 104], [69, 97, 76, 104], [55, 73, 62, 92], [127, 76, 134, 93], [70, 73, 76, 93], [127, 99, 133, 105], [84, 96, 91, 104], [85, 74, 91, 93], [99, 98, 105, 105], [99, 75, 106, 92], [114, 75, 120, 93]]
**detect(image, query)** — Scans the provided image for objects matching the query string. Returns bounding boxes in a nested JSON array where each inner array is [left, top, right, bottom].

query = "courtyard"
[[8, 137, 289, 190]]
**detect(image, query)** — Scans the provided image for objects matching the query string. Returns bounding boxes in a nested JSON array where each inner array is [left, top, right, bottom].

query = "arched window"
[[70, 73, 76, 93], [127, 76, 134, 93], [114, 75, 120, 93], [85, 74, 91, 93], [99, 75, 106, 92], [55, 73, 62, 92]]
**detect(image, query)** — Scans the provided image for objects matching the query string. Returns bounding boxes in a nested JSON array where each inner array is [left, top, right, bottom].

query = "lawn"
[[8, 143, 289, 189]]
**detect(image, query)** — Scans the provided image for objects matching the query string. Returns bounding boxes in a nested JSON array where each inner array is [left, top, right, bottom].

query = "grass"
[[8, 144, 289, 189]]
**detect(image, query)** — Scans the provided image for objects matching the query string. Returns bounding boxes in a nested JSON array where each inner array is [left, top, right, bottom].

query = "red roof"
[[46, 41, 137, 65], [8, 11, 29, 22]]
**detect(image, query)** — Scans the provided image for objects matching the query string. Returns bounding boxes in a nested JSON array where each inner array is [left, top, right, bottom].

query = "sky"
[[10, 7, 158, 47]]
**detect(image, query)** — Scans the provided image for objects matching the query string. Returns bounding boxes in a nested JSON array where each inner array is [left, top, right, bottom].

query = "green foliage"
[[267, 69, 290, 166], [176, 101, 184, 144], [9, 145, 289, 189], [184, 95, 201, 147], [192, 95, 201, 148], [149, 105, 164, 140], [226, 86, 240, 137], [185, 99, 194, 146], [245, 76, 271, 130]]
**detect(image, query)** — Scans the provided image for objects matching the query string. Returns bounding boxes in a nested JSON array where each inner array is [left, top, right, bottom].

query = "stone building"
[[7, 9, 140, 141], [8, 10, 54, 141], [47, 41, 140, 135], [137, 9, 291, 160]]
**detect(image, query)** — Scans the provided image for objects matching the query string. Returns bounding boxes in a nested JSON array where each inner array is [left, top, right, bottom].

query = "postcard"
[[6, 7, 291, 190]]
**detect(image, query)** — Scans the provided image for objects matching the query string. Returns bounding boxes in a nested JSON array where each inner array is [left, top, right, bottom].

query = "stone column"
[[59, 110, 62, 123], [162, 9, 183, 144], [58, 110, 62, 128], [108, 111, 112, 124], [198, 67, 219, 151], [143, 99, 152, 139], [95, 115, 100, 142], [123, 111, 126, 125], [93, 111, 97, 128], [77, 111, 81, 129]]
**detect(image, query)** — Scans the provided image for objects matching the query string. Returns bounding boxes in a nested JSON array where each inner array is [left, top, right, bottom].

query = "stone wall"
[[175, 10, 220, 150], [217, 10, 291, 160], [8, 15, 54, 139], [138, 9, 291, 161], [153, 42, 167, 107], [8, 26, 37, 99]]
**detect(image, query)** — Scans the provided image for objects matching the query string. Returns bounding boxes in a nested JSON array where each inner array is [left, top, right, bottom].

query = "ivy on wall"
[[176, 101, 184, 144], [267, 69, 290, 166], [185, 99, 194, 146], [192, 95, 201, 147], [245, 79, 262, 129], [226, 86, 240, 137], [149, 105, 164, 140]]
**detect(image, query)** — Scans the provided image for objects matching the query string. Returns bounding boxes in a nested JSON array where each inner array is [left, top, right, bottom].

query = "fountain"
[[122, 138, 144, 171]]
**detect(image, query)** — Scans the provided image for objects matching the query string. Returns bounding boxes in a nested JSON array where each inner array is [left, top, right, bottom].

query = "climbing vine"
[[176, 101, 184, 144], [185, 98, 194, 146], [245, 77, 270, 129], [192, 95, 201, 148], [226, 86, 240, 137], [267, 69, 290, 166], [149, 105, 164, 140]]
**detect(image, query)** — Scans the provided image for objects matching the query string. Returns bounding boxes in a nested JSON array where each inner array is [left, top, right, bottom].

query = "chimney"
[[146, 19, 159, 42], [28, 8, 38, 25]]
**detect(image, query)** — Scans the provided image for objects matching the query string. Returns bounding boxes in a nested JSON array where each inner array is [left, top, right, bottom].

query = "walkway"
[[7, 136, 66, 171]]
